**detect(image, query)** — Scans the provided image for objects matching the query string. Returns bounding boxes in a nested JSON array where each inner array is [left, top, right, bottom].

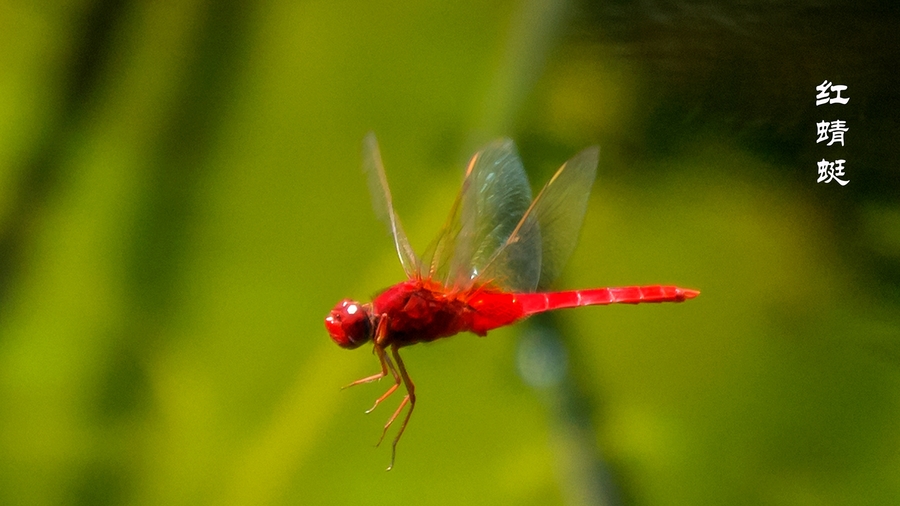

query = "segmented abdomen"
[[518, 285, 699, 316]]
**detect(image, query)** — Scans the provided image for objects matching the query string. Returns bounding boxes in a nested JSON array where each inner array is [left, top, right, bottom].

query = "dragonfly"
[[325, 133, 699, 470]]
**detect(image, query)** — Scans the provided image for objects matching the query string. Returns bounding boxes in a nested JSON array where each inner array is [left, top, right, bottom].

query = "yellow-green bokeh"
[[0, 2, 897, 505]]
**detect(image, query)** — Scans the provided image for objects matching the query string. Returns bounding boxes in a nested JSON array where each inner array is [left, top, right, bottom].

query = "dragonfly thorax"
[[325, 299, 374, 349]]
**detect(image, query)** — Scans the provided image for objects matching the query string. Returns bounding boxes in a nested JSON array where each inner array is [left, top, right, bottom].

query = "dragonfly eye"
[[324, 299, 372, 349]]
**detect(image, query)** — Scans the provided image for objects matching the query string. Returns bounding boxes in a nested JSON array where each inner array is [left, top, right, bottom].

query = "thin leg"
[[341, 343, 390, 389], [376, 394, 409, 446], [385, 345, 416, 471], [366, 383, 399, 414], [338, 317, 417, 470], [365, 352, 401, 413], [340, 316, 404, 415], [341, 317, 396, 390]]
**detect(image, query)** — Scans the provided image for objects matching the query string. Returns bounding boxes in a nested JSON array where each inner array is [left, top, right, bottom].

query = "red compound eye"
[[324, 299, 372, 349]]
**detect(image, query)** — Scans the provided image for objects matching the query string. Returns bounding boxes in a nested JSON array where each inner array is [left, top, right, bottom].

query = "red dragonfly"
[[325, 133, 698, 469]]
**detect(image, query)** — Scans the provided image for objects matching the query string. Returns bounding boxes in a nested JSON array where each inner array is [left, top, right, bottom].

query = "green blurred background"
[[1, 1, 898, 505]]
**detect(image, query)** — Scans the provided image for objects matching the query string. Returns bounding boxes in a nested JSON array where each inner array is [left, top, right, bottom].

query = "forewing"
[[362, 132, 420, 278], [479, 145, 598, 292], [447, 139, 539, 291], [528, 146, 599, 288]]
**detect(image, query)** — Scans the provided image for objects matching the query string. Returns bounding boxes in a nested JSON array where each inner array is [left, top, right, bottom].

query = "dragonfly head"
[[325, 299, 373, 349]]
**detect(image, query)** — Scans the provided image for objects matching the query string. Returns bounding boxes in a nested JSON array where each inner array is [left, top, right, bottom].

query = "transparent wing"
[[531, 146, 599, 288], [422, 139, 538, 291], [362, 132, 420, 279], [479, 145, 599, 291]]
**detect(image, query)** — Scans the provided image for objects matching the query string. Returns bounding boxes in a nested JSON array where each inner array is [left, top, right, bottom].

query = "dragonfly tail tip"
[[680, 288, 700, 300]]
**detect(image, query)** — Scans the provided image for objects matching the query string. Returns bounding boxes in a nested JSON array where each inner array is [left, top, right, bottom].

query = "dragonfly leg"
[[340, 317, 393, 390], [341, 317, 404, 416], [340, 343, 389, 389], [362, 317, 403, 413], [384, 344, 416, 471], [365, 351, 401, 413]]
